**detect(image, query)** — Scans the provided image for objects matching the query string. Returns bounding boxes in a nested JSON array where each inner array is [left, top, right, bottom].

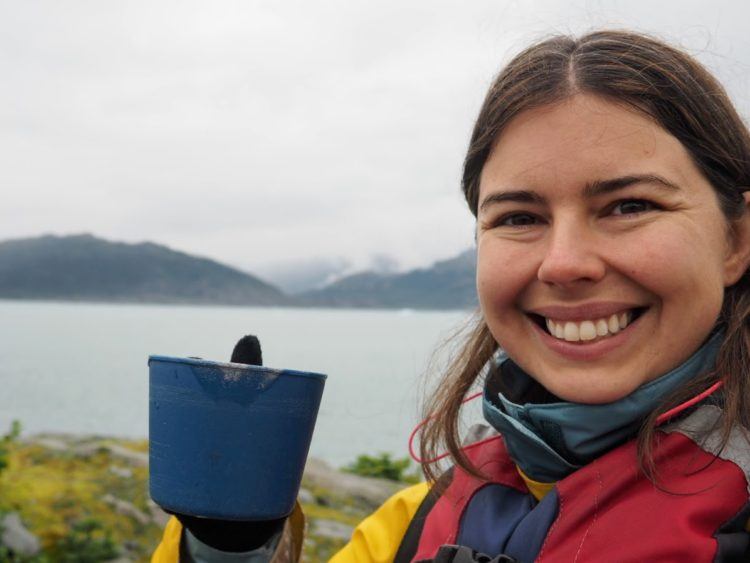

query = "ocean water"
[[0, 300, 473, 467]]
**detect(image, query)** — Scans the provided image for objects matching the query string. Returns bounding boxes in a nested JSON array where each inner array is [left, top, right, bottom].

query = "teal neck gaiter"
[[482, 331, 723, 483]]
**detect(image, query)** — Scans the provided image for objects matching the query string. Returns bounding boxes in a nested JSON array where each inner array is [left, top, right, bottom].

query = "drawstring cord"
[[410, 379, 725, 464], [409, 391, 497, 464], [655, 380, 724, 425]]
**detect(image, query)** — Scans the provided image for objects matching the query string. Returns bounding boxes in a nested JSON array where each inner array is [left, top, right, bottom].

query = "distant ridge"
[[299, 250, 477, 310], [0, 234, 288, 306], [0, 234, 477, 310]]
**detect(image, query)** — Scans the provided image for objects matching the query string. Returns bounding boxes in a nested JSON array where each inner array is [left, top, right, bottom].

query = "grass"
[[0, 432, 395, 562]]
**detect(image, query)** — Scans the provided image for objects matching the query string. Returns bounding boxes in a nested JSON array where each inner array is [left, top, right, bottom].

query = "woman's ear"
[[724, 191, 750, 286]]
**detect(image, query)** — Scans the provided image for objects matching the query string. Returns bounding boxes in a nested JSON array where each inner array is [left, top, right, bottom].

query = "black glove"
[[172, 335, 287, 552]]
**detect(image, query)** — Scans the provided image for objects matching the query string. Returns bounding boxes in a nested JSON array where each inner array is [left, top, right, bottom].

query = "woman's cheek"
[[477, 247, 530, 309], [617, 230, 722, 296]]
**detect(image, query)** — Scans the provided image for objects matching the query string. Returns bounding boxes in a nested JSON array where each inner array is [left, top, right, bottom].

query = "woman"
[[154, 29, 750, 562]]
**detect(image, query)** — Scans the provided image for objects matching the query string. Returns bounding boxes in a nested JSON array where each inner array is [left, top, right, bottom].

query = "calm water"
[[0, 300, 472, 466]]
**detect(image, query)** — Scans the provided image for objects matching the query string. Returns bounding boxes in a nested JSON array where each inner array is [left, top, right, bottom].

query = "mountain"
[[250, 256, 353, 295], [0, 234, 478, 309], [0, 234, 288, 306], [299, 249, 477, 310]]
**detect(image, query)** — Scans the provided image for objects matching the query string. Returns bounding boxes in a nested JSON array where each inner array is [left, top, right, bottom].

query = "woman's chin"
[[536, 376, 644, 405]]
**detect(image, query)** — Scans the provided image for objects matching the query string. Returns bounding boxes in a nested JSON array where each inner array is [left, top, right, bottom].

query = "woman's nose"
[[536, 223, 607, 286]]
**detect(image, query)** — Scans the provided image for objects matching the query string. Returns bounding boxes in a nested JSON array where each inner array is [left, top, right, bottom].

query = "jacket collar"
[[482, 331, 723, 482]]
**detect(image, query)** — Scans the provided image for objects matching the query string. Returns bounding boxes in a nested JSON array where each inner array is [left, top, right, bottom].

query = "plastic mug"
[[148, 355, 326, 520]]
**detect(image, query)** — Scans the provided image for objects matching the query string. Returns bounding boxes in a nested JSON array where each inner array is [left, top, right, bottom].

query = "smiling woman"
[[476, 94, 750, 404], [152, 30, 750, 563], [410, 30, 750, 562]]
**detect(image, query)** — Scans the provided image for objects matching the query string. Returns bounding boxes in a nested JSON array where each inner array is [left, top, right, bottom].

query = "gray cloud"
[[2, 0, 749, 275]]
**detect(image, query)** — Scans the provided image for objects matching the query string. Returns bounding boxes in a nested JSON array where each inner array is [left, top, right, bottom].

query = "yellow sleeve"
[[330, 482, 430, 563], [150, 488, 427, 563], [151, 515, 181, 563]]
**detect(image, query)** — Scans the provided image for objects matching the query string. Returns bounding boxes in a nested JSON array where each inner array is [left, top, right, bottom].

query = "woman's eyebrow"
[[479, 190, 546, 212], [583, 174, 680, 197], [479, 174, 680, 213]]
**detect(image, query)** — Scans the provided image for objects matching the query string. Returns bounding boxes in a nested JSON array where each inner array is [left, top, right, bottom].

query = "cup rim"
[[148, 355, 327, 381]]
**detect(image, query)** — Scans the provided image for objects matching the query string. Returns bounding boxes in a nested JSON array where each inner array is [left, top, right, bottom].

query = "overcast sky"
[[3, 0, 750, 282]]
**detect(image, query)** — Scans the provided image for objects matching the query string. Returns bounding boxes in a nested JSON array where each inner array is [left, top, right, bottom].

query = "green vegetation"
[[299, 487, 368, 561], [0, 424, 404, 562], [0, 517, 119, 563], [47, 518, 119, 563], [343, 453, 421, 483], [0, 425, 160, 562], [0, 421, 21, 476]]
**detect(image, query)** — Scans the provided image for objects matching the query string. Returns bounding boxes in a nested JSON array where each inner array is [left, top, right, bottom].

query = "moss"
[[301, 503, 361, 528], [0, 435, 395, 562], [299, 484, 374, 560], [0, 438, 162, 562], [301, 482, 383, 514], [303, 535, 349, 562]]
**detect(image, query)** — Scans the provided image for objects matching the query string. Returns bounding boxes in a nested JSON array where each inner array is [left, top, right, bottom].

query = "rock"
[[71, 441, 148, 466], [298, 487, 315, 505], [1, 513, 41, 556], [72, 442, 108, 458], [303, 458, 401, 509], [312, 519, 354, 541], [106, 444, 148, 467], [27, 437, 69, 451], [102, 494, 151, 526], [147, 499, 171, 527], [109, 465, 133, 479]]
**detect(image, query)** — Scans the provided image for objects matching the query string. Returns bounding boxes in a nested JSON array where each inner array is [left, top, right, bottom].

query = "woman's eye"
[[611, 199, 656, 216], [498, 213, 538, 227]]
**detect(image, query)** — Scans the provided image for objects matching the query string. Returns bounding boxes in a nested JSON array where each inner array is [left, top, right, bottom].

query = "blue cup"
[[148, 355, 326, 520]]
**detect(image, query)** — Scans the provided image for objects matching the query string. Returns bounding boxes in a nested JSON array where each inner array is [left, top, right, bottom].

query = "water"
[[0, 300, 472, 467]]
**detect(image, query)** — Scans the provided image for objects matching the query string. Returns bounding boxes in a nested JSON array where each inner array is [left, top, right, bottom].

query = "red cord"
[[409, 391, 483, 464], [411, 380, 725, 464], [655, 380, 724, 425]]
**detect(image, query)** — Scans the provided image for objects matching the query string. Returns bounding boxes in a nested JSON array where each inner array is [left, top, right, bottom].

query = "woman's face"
[[476, 94, 750, 404]]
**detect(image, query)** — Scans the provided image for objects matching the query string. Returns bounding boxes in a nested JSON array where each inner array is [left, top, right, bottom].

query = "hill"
[[300, 249, 477, 310], [0, 234, 478, 309], [0, 234, 288, 306]]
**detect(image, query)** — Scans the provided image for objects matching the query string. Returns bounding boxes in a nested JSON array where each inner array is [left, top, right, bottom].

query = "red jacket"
[[394, 403, 750, 562]]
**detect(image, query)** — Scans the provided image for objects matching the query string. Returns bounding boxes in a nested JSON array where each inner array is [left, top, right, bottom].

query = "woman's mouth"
[[528, 307, 648, 344]]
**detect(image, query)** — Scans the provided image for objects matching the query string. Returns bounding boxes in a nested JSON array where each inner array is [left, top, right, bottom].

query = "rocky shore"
[[0, 434, 405, 562]]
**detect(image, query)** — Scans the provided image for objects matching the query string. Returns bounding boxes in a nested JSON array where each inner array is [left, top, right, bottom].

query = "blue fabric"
[[504, 489, 559, 563], [482, 331, 723, 482], [457, 484, 559, 563], [456, 484, 535, 556]]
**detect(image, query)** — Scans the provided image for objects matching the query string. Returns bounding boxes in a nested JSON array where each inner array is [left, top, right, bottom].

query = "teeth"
[[579, 321, 597, 341], [596, 319, 608, 336], [543, 310, 635, 342], [563, 322, 579, 342], [619, 312, 628, 329]]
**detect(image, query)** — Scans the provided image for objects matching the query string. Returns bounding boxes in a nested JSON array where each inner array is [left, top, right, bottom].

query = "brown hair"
[[420, 30, 750, 483]]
